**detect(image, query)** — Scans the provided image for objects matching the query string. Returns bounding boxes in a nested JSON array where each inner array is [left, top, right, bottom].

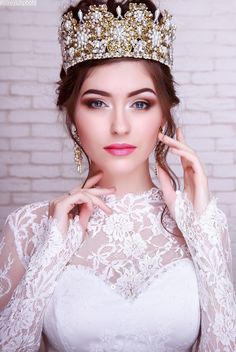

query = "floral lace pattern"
[[0, 187, 235, 351], [0, 205, 83, 351], [175, 190, 236, 351], [69, 187, 190, 300]]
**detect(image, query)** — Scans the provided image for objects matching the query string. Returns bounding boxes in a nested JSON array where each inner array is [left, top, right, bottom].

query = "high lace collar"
[[100, 186, 163, 204]]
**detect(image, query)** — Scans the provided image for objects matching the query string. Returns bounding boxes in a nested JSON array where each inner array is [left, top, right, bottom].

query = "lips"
[[104, 143, 137, 156], [104, 143, 136, 149]]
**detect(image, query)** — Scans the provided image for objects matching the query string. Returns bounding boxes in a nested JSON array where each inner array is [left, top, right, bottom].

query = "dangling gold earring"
[[72, 128, 83, 174]]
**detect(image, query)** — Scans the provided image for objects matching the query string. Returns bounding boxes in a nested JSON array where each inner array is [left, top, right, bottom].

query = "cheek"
[[141, 113, 162, 143], [145, 127, 159, 150], [76, 124, 94, 151], [75, 116, 105, 157], [74, 108, 93, 143], [142, 124, 163, 154]]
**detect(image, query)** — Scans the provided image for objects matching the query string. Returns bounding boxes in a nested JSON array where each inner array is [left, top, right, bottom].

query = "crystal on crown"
[[58, 3, 176, 73]]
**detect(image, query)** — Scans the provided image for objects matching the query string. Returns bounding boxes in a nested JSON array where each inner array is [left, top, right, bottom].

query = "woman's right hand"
[[48, 172, 116, 235]]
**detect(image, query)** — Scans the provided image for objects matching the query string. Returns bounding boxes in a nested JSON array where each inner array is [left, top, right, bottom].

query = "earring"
[[72, 128, 83, 174], [154, 126, 165, 175], [155, 126, 165, 152]]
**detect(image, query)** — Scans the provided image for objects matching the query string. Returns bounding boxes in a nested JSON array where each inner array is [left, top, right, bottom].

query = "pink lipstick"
[[104, 143, 137, 156]]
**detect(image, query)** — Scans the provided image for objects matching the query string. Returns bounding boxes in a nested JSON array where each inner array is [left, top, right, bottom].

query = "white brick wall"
[[0, 0, 236, 288]]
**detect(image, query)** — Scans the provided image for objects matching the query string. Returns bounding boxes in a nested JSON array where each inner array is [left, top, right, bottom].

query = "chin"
[[101, 160, 143, 175]]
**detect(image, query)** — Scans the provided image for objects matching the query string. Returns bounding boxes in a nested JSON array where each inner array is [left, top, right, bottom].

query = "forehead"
[[80, 59, 155, 92]]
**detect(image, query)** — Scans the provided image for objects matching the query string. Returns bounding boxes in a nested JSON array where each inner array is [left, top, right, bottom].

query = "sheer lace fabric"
[[0, 187, 235, 352], [0, 203, 83, 351], [175, 191, 236, 351], [68, 188, 190, 300]]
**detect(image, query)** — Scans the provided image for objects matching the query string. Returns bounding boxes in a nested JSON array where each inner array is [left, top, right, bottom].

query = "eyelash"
[[85, 99, 151, 110]]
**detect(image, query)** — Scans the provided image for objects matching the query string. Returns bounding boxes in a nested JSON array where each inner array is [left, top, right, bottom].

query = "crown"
[[58, 2, 176, 73]]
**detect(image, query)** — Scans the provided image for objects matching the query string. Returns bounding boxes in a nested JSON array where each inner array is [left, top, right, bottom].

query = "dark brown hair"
[[56, 0, 180, 235]]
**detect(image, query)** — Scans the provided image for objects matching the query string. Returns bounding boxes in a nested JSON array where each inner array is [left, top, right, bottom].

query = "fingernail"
[[74, 215, 80, 222]]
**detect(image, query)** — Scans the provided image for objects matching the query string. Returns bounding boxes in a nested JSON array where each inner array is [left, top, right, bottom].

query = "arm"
[[0, 207, 83, 352], [175, 190, 236, 351], [156, 126, 236, 350], [0, 173, 115, 352]]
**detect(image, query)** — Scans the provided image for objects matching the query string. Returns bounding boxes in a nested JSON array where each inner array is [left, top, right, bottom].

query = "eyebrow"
[[81, 88, 157, 98]]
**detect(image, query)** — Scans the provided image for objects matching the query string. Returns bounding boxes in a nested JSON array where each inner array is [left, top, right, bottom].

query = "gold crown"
[[58, 2, 176, 73]]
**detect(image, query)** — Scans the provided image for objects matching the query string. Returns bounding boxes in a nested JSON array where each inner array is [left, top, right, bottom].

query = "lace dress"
[[0, 187, 235, 351]]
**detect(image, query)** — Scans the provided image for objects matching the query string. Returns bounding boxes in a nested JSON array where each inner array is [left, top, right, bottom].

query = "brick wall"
[[0, 0, 236, 287]]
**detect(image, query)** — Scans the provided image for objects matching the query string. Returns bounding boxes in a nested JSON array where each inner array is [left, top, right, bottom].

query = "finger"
[[176, 127, 186, 143], [54, 192, 94, 217], [170, 147, 203, 174], [84, 187, 116, 196], [68, 186, 116, 198], [68, 172, 103, 195], [48, 194, 68, 218], [84, 193, 113, 215], [68, 191, 112, 215], [79, 193, 113, 230], [158, 131, 192, 152], [83, 172, 103, 189], [158, 132, 193, 153], [79, 203, 93, 230]]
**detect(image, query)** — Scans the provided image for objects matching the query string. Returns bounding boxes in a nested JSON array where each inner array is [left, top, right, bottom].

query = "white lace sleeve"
[[0, 206, 83, 352], [175, 190, 236, 351]]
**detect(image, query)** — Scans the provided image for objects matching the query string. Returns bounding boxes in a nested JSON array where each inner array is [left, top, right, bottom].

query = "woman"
[[0, 0, 236, 351]]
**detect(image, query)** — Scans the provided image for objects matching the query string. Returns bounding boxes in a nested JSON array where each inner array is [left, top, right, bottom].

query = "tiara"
[[58, 2, 176, 73]]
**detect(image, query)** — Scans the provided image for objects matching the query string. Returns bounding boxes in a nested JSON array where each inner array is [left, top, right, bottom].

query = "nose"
[[110, 106, 131, 136]]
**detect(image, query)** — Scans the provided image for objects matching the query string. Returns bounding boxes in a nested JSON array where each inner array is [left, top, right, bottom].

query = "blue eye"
[[133, 101, 150, 110], [88, 100, 106, 109], [85, 100, 151, 110]]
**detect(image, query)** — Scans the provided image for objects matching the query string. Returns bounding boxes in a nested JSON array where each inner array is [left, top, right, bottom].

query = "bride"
[[0, 0, 236, 351]]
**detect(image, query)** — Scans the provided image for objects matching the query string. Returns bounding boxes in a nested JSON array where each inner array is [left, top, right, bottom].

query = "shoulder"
[[3, 200, 50, 268], [6, 200, 49, 221], [6, 200, 50, 234]]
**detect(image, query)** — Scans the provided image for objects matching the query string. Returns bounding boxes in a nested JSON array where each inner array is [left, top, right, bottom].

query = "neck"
[[88, 160, 157, 197]]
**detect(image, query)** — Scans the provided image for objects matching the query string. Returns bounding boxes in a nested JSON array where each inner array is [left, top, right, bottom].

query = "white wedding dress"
[[0, 187, 236, 351]]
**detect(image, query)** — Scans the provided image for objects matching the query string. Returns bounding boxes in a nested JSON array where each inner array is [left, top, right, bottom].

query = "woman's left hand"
[[156, 127, 211, 220]]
